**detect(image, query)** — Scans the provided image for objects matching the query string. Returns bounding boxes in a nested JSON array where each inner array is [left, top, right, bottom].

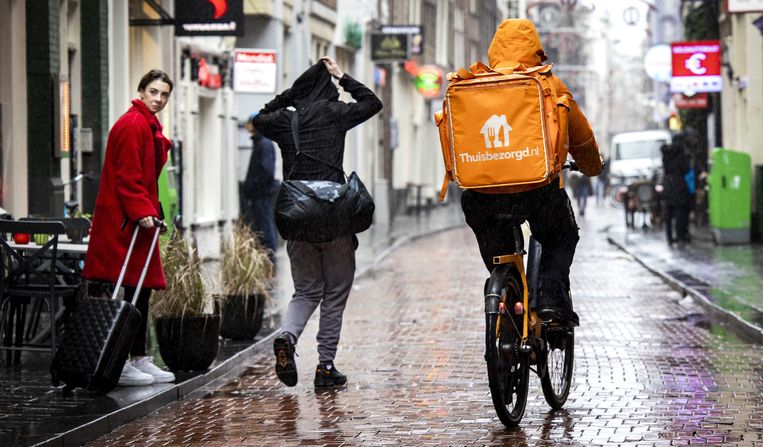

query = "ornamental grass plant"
[[151, 229, 210, 318], [219, 220, 274, 298]]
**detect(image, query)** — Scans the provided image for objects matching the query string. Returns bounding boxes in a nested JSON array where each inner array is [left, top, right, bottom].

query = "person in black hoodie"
[[252, 57, 382, 388], [661, 133, 692, 244]]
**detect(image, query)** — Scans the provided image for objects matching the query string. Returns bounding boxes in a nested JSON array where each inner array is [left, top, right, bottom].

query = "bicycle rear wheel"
[[485, 272, 529, 428], [540, 326, 574, 409]]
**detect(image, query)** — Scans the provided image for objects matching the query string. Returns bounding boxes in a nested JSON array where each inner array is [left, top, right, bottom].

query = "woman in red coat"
[[82, 70, 176, 387]]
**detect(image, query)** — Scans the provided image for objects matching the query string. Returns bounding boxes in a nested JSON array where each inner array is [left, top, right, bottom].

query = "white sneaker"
[[118, 361, 155, 386], [132, 356, 176, 383]]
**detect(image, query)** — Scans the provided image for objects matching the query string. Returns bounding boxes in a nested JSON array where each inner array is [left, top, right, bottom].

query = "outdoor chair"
[[0, 220, 78, 365]]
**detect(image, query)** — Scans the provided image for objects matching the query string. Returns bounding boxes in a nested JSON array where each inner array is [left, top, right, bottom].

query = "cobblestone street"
[[87, 221, 763, 446]]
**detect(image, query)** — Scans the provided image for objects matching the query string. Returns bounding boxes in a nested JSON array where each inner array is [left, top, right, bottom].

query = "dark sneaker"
[[273, 334, 298, 387], [538, 307, 580, 327], [538, 286, 579, 327], [314, 363, 347, 388]]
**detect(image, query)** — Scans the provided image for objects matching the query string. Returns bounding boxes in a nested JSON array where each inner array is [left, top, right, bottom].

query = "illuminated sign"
[[670, 40, 722, 93], [175, 0, 243, 36], [380, 25, 424, 55], [644, 44, 672, 83], [415, 65, 442, 98], [233, 49, 277, 93], [673, 92, 708, 109], [370, 33, 409, 62], [60, 80, 70, 155]]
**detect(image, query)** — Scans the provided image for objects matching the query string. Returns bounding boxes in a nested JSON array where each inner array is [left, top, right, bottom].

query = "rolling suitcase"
[[50, 223, 162, 394]]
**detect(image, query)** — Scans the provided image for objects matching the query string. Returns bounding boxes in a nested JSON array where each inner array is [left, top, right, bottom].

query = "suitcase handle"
[[112, 219, 164, 305]]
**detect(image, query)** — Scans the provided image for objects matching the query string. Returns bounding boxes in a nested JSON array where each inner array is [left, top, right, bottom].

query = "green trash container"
[[708, 147, 751, 244]]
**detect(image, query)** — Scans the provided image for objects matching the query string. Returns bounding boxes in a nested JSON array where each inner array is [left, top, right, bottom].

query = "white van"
[[609, 130, 672, 185]]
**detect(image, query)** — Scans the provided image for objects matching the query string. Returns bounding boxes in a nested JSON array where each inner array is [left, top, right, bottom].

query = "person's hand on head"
[[321, 57, 344, 79]]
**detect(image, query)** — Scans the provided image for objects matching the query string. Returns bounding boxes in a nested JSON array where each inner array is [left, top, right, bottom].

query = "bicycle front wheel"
[[540, 327, 574, 409], [485, 274, 529, 428]]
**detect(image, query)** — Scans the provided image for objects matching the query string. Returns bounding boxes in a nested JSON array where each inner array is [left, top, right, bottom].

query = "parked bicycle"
[[484, 165, 577, 427]]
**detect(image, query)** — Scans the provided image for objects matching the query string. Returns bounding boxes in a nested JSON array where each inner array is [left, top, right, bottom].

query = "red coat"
[[82, 100, 171, 289]]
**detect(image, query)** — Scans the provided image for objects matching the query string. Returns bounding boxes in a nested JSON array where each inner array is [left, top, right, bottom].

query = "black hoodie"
[[252, 62, 382, 183]]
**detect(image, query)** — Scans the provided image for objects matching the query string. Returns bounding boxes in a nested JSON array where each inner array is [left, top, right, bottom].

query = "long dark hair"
[[137, 70, 174, 93]]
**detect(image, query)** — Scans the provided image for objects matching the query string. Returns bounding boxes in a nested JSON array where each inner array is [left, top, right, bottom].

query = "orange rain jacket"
[[483, 19, 601, 194]]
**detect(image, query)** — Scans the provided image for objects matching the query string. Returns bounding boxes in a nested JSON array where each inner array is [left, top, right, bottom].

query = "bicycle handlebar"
[[563, 160, 607, 173]]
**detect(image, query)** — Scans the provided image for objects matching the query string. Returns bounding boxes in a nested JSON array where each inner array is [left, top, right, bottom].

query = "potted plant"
[[219, 221, 274, 340], [151, 230, 220, 371]]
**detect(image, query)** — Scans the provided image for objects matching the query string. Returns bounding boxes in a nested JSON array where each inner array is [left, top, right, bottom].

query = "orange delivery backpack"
[[434, 61, 568, 201]]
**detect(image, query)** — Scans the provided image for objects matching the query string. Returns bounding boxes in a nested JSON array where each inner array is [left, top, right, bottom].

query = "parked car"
[[609, 130, 672, 186]]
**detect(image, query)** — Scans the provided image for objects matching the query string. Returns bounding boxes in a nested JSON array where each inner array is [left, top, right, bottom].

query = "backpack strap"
[[536, 73, 566, 178], [287, 110, 345, 181], [434, 108, 454, 202]]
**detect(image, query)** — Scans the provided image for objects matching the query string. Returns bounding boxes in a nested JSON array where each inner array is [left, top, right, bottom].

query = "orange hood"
[[487, 19, 548, 70]]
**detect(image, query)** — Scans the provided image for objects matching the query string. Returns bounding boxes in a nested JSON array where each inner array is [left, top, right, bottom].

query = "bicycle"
[[483, 166, 577, 428]]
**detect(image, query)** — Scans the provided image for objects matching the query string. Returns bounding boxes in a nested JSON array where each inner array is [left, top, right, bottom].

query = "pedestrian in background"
[[82, 70, 176, 387], [252, 57, 382, 388], [595, 156, 610, 205], [241, 113, 278, 260], [572, 172, 592, 217], [661, 134, 692, 245]]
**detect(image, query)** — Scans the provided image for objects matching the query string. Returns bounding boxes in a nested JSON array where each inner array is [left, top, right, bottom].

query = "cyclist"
[[460, 19, 602, 327]]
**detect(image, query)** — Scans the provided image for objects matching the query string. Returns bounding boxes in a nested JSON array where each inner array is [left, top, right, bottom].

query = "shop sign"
[[643, 44, 672, 83], [728, 0, 763, 13], [670, 40, 722, 93], [415, 65, 443, 99], [175, 0, 243, 36], [380, 25, 424, 55], [370, 33, 409, 62], [233, 49, 277, 93], [673, 92, 708, 109]]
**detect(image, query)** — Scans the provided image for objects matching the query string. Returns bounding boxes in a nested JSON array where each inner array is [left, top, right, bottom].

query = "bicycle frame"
[[486, 225, 543, 347]]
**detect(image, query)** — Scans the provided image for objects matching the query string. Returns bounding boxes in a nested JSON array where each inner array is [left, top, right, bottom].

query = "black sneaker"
[[314, 363, 347, 388], [273, 333, 298, 387], [538, 307, 579, 327], [538, 286, 579, 327]]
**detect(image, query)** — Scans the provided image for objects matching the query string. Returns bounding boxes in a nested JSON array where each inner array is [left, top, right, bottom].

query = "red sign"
[[233, 49, 277, 93], [673, 92, 708, 109], [670, 40, 722, 93]]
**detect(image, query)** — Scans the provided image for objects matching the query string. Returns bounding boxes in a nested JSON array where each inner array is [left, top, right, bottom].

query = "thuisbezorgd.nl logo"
[[458, 114, 541, 163]]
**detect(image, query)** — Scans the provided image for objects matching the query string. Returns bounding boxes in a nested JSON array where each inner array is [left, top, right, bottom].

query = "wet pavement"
[[81, 200, 763, 447], [0, 202, 465, 447], [601, 200, 763, 343]]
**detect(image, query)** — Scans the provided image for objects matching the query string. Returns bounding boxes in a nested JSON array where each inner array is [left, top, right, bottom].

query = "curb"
[[607, 236, 763, 345], [36, 221, 466, 447]]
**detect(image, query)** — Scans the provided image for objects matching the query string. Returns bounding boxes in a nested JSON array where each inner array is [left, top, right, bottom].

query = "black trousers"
[[461, 178, 579, 303], [123, 287, 151, 357], [665, 205, 691, 243]]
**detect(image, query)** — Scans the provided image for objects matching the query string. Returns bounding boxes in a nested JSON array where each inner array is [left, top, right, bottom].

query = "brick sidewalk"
[[86, 217, 763, 446], [0, 203, 465, 447]]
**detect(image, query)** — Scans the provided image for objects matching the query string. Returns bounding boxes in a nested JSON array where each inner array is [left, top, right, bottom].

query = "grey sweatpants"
[[281, 236, 356, 364]]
